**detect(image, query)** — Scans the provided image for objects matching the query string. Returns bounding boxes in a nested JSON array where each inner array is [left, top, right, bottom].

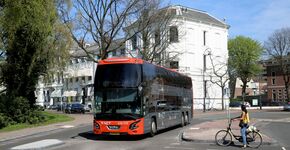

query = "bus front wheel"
[[150, 118, 157, 137]]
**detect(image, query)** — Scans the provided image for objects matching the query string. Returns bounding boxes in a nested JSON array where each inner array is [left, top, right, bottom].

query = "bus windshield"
[[94, 64, 142, 118], [95, 64, 142, 88], [94, 88, 142, 118]]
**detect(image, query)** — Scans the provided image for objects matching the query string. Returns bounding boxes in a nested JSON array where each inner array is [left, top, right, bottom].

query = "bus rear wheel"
[[185, 113, 189, 125], [150, 118, 157, 137], [181, 114, 185, 127]]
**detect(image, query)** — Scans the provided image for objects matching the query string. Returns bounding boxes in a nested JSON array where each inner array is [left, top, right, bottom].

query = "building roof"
[[178, 5, 229, 28], [124, 5, 229, 30], [69, 38, 125, 58]]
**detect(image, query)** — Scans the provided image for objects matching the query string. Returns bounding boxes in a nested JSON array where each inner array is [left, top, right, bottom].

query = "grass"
[[0, 111, 74, 132]]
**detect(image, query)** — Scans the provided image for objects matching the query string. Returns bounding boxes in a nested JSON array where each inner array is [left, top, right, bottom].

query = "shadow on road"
[[75, 124, 183, 141], [76, 131, 147, 141]]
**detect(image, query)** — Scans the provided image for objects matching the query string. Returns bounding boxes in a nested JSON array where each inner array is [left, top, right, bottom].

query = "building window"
[[112, 50, 117, 56], [169, 26, 178, 42], [120, 49, 125, 56], [88, 76, 92, 81], [76, 77, 79, 82], [272, 78, 276, 85], [170, 61, 179, 69], [155, 29, 160, 45], [272, 92, 277, 101], [57, 72, 60, 84], [271, 71, 276, 76], [82, 76, 85, 83], [203, 31, 207, 46], [131, 34, 137, 50]]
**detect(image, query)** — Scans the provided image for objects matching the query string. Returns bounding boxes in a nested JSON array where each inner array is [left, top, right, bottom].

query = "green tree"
[[228, 36, 263, 101], [0, 0, 68, 108]]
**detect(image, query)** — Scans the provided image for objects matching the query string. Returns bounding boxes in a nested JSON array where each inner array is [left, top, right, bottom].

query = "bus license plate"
[[110, 132, 120, 135]]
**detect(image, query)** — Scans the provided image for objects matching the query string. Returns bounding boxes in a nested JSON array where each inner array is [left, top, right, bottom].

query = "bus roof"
[[98, 57, 190, 79], [98, 57, 144, 65]]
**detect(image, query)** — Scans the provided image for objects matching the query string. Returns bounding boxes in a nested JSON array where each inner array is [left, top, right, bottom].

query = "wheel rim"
[[247, 131, 262, 148], [215, 130, 232, 146]]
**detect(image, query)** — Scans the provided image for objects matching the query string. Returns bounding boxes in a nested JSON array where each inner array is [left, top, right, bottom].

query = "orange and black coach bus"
[[93, 57, 193, 136]]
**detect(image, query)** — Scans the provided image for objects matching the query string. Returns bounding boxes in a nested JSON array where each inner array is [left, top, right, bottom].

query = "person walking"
[[232, 104, 250, 148]]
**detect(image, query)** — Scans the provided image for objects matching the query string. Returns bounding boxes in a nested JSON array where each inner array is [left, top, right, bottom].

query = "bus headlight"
[[95, 122, 100, 129], [129, 120, 141, 130]]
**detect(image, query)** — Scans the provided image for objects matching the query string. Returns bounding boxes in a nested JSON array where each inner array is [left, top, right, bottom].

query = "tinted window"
[[95, 64, 142, 88]]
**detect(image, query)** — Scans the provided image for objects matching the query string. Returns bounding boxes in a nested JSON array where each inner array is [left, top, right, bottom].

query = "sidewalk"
[[0, 112, 93, 143], [182, 110, 275, 145]]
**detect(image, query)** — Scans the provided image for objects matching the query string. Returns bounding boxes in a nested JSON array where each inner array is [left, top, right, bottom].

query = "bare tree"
[[125, 4, 186, 66], [264, 27, 290, 102], [59, 0, 157, 61], [208, 54, 229, 110]]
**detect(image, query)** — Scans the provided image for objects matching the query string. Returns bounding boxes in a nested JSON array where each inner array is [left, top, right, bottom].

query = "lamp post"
[[203, 49, 211, 112]]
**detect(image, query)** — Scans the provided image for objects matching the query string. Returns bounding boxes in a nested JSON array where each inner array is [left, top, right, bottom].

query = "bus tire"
[[150, 118, 157, 137], [185, 113, 189, 125], [181, 113, 185, 127]]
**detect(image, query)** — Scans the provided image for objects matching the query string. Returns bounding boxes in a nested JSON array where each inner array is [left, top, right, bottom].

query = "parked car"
[[48, 105, 58, 110], [283, 102, 290, 111], [64, 103, 85, 114], [56, 104, 66, 111], [84, 103, 92, 112], [229, 101, 242, 107], [229, 101, 251, 107]]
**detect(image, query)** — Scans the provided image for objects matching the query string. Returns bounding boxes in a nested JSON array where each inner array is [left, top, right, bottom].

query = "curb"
[[0, 123, 90, 144]]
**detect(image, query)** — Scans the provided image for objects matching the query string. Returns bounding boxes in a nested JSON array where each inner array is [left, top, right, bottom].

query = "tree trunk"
[[242, 80, 247, 102], [221, 86, 224, 110]]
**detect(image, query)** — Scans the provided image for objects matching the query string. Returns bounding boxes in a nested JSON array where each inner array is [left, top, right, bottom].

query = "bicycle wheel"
[[246, 131, 262, 148], [215, 130, 232, 146]]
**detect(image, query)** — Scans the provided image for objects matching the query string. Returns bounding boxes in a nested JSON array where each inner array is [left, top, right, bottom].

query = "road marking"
[[164, 146, 195, 149], [11, 139, 64, 150], [190, 127, 200, 130], [282, 147, 286, 150], [170, 142, 181, 145], [60, 125, 74, 128]]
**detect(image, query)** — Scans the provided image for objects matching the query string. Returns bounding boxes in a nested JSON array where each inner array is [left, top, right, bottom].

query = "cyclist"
[[232, 104, 250, 148]]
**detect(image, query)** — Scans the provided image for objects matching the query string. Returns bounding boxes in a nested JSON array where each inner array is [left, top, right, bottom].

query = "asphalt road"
[[1, 110, 290, 150]]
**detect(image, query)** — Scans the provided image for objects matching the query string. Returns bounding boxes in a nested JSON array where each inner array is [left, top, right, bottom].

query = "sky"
[[167, 0, 290, 44]]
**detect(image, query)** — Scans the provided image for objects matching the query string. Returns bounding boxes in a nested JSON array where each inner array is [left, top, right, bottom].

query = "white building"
[[35, 5, 229, 110], [125, 5, 230, 110], [35, 44, 97, 108]]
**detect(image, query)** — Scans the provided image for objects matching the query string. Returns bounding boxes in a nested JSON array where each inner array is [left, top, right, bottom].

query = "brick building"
[[265, 60, 289, 104]]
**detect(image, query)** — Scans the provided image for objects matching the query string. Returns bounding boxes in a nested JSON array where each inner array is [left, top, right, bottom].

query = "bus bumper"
[[93, 118, 144, 135]]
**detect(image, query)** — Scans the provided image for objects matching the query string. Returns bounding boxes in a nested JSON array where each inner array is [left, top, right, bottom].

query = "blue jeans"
[[241, 126, 247, 145]]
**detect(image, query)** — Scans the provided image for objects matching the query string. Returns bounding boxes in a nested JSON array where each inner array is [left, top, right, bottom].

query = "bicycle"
[[215, 119, 263, 148]]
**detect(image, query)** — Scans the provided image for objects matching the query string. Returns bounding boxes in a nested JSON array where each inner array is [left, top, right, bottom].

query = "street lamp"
[[203, 48, 211, 112]]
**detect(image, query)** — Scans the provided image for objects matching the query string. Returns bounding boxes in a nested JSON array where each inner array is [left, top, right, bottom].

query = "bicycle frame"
[[225, 120, 243, 142]]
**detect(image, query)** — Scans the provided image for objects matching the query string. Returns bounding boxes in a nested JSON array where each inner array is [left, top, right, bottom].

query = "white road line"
[[60, 125, 74, 128], [189, 127, 200, 130], [11, 139, 64, 150], [164, 146, 195, 150], [170, 143, 181, 145]]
